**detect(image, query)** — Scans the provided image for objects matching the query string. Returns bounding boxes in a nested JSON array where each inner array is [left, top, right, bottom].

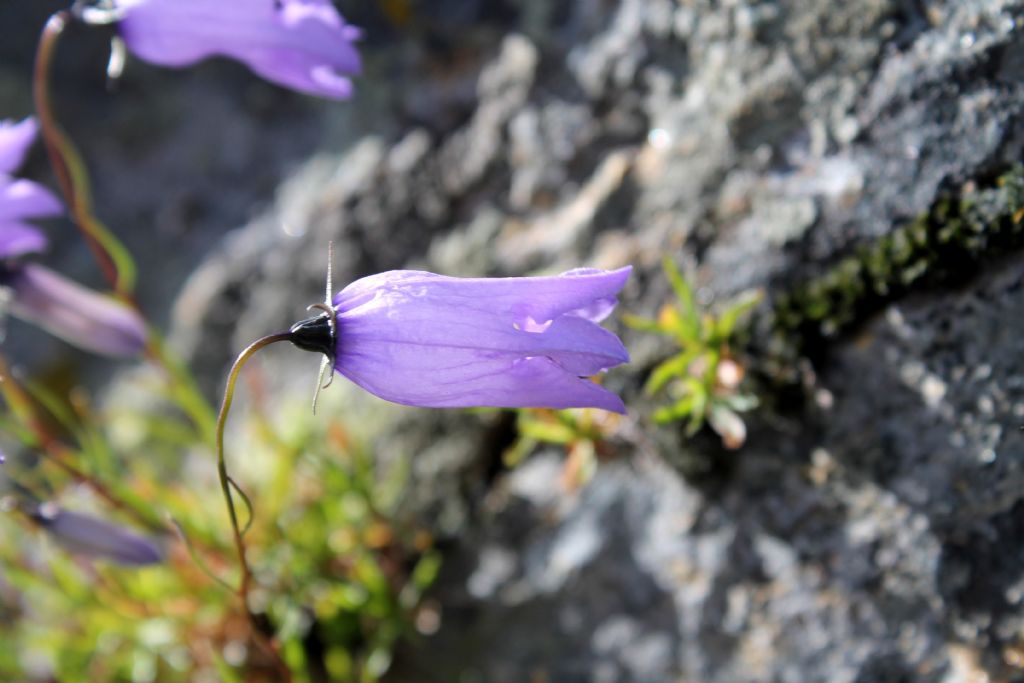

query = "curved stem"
[[215, 332, 294, 682], [227, 475, 255, 535], [34, 12, 218, 445], [215, 333, 292, 601], [33, 12, 135, 295], [168, 517, 235, 594]]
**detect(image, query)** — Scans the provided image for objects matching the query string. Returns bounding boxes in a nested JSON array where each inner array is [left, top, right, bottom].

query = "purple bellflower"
[[289, 267, 632, 413], [91, 0, 362, 100], [0, 117, 145, 357], [31, 503, 164, 567]]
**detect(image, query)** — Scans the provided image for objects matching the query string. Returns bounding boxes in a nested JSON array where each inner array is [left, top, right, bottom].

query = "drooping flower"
[[290, 267, 632, 412], [0, 117, 145, 357], [31, 503, 163, 566], [89, 0, 362, 100], [2, 262, 148, 357]]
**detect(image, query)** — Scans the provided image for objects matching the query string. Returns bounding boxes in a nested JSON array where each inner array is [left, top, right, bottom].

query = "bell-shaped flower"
[[2, 262, 148, 357], [0, 117, 145, 357], [291, 267, 632, 412], [31, 503, 163, 567], [91, 0, 362, 100]]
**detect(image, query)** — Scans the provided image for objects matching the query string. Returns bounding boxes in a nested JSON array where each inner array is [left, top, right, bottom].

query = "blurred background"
[[3, 0, 1024, 681]]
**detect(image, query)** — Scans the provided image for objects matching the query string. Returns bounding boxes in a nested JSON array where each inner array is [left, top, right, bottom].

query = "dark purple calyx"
[[289, 313, 334, 358]]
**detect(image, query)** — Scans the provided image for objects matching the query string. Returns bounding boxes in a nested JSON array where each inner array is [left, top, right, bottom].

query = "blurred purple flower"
[[0, 119, 47, 177], [31, 503, 163, 567], [3, 263, 148, 357], [102, 0, 361, 100], [291, 267, 632, 412], [0, 119, 60, 257], [0, 117, 145, 357]]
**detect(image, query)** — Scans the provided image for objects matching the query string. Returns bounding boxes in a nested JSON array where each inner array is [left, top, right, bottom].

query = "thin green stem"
[[168, 517, 235, 594], [215, 332, 294, 682], [146, 331, 218, 445], [227, 475, 255, 535], [215, 333, 292, 601], [33, 11, 135, 295], [34, 12, 218, 443]]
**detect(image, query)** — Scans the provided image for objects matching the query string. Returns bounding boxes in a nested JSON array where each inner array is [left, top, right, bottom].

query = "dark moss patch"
[[769, 165, 1024, 365]]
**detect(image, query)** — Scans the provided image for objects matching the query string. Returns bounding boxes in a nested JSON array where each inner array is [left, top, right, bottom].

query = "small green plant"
[[625, 257, 762, 449], [0, 360, 439, 683], [503, 408, 622, 489]]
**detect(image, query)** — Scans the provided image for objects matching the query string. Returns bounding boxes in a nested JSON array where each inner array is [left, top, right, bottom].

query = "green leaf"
[[652, 377, 707, 426], [621, 312, 665, 334], [662, 256, 701, 340], [518, 418, 577, 444], [411, 551, 442, 592], [652, 396, 696, 424], [714, 289, 763, 341], [644, 352, 693, 395], [684, 379, 708, 435], [503, 436, 538, 467]]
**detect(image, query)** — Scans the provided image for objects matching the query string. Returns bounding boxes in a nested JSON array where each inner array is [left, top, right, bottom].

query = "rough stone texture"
[[169, 1, 1024, 681], [6, 0, 1024, 681]]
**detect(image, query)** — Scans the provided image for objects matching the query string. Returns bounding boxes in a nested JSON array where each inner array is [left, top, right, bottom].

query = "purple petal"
[[0, 223, 48, 259], [116, 0, 361, 100], [5, 263, 147, 357], [0, 118, 39, 175], [335, 267, 633, 329], [331, 267, 631, 411], [0, 177, 63, 221], [33, 505, 163, 567]]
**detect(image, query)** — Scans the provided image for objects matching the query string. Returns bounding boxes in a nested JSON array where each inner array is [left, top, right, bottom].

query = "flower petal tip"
[[0, 117, 40, 175]]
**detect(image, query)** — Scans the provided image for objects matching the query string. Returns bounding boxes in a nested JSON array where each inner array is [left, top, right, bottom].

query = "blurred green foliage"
[[0, 359, 438, 682], [625, 257, 761, 449], [504, 407, 622, 489]]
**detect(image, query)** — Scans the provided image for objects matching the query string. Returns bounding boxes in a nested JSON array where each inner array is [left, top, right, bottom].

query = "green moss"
[[772, 164, 1024, 352]]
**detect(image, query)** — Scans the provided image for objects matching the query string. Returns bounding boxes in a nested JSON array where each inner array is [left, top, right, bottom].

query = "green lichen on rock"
[[772, 165, 1024, 346]]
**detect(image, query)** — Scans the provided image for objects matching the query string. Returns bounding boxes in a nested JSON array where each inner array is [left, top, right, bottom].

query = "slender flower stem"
[[33, 12, 218, 444], [216, 332, 290, 595], [33, 11, 135, 295], [168, 517, 235, 593], [215, 332, 293, 677]]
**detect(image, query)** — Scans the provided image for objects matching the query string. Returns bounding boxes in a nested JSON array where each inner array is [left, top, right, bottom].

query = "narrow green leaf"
[[621, 312, 666, 334], [411, 551, 442, 591], [644, 352, 692, 395], [714, 289, 763, 341], [652, 396, 695, 424], [518, 419, 577, 444], [503, 436, 538, 467]]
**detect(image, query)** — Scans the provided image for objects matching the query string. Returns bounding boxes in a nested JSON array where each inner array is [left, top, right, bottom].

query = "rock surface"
[[175, 1, 1024, 681], [6, 0, 1024, 681]]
